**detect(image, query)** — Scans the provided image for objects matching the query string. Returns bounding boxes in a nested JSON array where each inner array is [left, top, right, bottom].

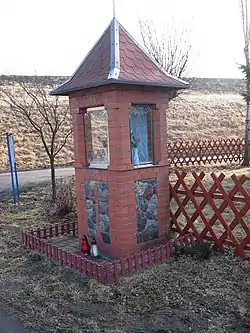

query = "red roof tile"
[[51, 19, 188, 96]]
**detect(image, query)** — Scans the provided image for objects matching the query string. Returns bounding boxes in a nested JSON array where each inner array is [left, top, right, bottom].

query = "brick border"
[[21, 221, 196, 284]]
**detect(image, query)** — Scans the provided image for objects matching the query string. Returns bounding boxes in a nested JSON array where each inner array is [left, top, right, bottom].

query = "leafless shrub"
[[51, 178, 76, 217]]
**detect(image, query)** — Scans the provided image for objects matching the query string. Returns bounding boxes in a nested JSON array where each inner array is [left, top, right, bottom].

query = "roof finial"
[[113, 0, 116, 18]]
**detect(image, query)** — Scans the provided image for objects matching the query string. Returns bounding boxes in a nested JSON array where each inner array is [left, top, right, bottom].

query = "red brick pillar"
[[105, 102, 137, 256], [107, 102, 133, 170], [71, 108, 88, 168], [108, 172, 137, 257], [155, 102, 170, 240], [70, 104, 88, 240], [153, 102, 169, 165], [75, 168, 88, 238]]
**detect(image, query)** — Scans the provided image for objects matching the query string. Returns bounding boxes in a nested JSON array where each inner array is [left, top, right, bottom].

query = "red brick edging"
[[21, 221, 196, 284]]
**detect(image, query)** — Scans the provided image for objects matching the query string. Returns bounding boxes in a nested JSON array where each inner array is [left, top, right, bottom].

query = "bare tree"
[[0, 77, 72, 201], [239, 0, 250, 166], [139, 19, 192, 78]]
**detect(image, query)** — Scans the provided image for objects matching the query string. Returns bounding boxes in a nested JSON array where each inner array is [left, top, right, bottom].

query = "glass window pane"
[[130, 105, 153, 165], [84, 106, 109, 166]]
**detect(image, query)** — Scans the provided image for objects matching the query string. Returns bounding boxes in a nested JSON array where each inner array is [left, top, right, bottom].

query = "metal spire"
[[108, 0, 120, 79], [113, 0, 116, 18]]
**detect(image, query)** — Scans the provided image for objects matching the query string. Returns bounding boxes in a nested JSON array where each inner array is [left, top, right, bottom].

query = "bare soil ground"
[[0, 77, 245, 170], [0, 165, 249, 333]]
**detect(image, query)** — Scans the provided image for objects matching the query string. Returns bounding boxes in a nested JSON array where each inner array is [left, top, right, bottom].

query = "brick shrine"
[[51, 17, 188, 258]]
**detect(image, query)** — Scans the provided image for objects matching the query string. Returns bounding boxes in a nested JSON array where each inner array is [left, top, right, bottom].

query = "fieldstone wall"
[[85, 180, 111, 244], [98, 182, 110, 244], [135, 179, 158, 244]]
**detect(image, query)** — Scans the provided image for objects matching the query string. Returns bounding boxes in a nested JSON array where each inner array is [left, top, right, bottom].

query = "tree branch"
[[0, 77, 72, 198], [139, 19, 192, 78]]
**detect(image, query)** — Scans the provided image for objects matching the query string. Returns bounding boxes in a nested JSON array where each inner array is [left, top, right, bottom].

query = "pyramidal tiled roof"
[[51, 18, 189, 95]]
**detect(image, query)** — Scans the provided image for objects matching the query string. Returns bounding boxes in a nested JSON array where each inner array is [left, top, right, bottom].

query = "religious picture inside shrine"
[[84, 106, 109, 166], [129, 105, 154, 165]]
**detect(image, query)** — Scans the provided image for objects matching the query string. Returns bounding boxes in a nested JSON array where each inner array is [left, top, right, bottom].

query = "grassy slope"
[[0, 77, 245, 170], [169, 92, 244, 141]]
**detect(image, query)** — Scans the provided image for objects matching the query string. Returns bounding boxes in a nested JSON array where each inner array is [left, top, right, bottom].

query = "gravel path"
[[0, 167, 74, 195], [0, 307, 27, 333]]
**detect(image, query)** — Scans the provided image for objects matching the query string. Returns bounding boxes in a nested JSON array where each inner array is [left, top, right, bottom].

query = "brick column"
[[75, 168, 88, 239], [70, 101, 88, 240], [155, 102, 170, 238], [71, 108, 88, 168], [157, 167, 170, 240], [106, 102, 133, 170], [153, 103, 168, 165], [108, 172, 137, 257]]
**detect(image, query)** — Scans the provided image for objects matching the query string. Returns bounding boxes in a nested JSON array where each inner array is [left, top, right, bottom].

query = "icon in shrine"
[[130, 105, 154, 166]]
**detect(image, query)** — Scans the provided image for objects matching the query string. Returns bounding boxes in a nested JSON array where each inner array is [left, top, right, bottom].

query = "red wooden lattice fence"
[[170, 170, 250, 258], [168, 138, 244, 166]]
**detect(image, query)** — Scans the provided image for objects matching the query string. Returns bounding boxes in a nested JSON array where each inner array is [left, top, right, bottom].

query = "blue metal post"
[[10, 134, 19, 199], [14, 161, 20, 199], [6, 133, 16, 203]]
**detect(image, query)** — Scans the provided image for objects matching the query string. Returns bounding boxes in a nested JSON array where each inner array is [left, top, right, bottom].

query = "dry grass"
[[0, 83, 72, 170], [0, 82, 245, 170], [0, 166, 249, 332], [169, 92, 245, 142]]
